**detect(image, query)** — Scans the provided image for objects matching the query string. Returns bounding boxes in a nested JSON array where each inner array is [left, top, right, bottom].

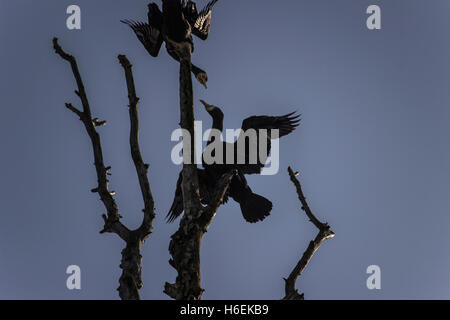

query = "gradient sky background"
[[0, 0, 450, 299]]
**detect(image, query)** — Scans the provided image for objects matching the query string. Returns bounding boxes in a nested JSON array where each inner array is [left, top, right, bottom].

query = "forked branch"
[[283, 167, 335, 300], [53, 38, 155, 300]]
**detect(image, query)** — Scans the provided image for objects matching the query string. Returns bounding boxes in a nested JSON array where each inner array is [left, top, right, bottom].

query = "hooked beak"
[[200, 99, 214, 112]]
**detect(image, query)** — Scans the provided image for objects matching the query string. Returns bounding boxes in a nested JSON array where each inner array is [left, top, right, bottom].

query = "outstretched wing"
[[236, 112, 301, 174], [121, 19, 163, 57], [183, 0, 219, 40], [241, 112, 301, 138]]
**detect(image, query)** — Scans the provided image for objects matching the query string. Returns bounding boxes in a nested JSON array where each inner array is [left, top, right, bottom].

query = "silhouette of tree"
[[53, 38, 155, 300], [52, 37, 335, 301]]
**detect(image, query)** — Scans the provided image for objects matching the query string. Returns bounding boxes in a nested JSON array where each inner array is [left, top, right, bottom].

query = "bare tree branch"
[[53, 38, 128, 239], [118, 55, 156, 240], [164, 56, 235, 300], [53, 38, 155, 300], [165, 170, 235, 300], [283, 167, 335, 300], [178, 58, 202, 214]]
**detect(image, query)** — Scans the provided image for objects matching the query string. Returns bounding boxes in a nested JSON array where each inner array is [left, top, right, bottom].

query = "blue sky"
[[0, 0, 450, 299]]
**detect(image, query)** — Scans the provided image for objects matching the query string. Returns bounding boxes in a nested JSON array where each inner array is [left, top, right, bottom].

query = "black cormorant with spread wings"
[[167, 101, 300, 223], [121, 0, 219, 88]]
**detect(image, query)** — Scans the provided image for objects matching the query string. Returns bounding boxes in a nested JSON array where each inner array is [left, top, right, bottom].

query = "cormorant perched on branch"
[[121, 0, 219, 88], [167, 101, 300, 223], [166, 168, 222, 223]]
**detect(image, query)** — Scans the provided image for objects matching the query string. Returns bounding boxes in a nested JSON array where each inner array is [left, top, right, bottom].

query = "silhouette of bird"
[[166, 168, 222, 223], [167, 101, 300, 223], [121, 0, 219, 88]]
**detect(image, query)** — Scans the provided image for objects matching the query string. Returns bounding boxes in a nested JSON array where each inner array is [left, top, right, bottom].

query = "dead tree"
[[164, 53, 235, 300], [53, 32, 333, 301], [283, 167, 335, 300], [162, 51, 333, 300], [53, 38, 155, 300]]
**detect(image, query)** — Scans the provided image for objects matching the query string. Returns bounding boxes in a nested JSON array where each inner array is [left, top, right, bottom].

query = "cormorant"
[[121, 0, 219, 88], [167, 101, 300, 223], [166, 168, 222, 223]]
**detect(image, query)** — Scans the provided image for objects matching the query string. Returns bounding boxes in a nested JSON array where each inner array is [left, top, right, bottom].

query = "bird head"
[[196, 72, 208, 89], [200, 100, 223, 118]]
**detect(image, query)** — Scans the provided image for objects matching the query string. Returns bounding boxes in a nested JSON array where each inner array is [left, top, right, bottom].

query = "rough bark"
[[164, 55, 235, 300], [283, 167, 335, 300], [53, 38, 155, 300]]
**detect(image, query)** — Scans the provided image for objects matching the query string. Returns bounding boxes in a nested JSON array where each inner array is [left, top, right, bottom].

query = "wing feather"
[[236, 112, 301, 174], [241, 112, 301, 138], [184, 0, 219, 40], [121, 19, 163, 57]]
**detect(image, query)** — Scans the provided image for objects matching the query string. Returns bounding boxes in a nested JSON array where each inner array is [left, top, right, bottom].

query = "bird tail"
[[239, 192, 273, 223]]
